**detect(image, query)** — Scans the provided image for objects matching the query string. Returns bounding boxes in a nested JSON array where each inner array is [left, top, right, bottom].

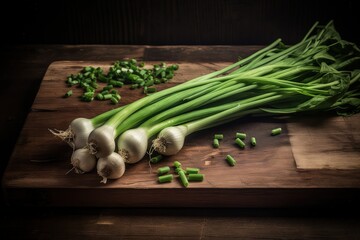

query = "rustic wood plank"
[[2, 45, 359, 240], [288, 115, 360, 169], [3, 60, 360, 207], [1, 208, 359, 240]]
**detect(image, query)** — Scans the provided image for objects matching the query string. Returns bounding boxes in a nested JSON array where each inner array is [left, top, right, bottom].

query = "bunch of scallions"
[[51, 21, 360, 183]]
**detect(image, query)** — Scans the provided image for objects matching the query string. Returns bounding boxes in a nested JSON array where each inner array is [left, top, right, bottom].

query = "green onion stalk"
[[87, 65, 291, 158], [153, 73, 356, 156], [117, 92, 280, 163], [93, 21, 359, 159]]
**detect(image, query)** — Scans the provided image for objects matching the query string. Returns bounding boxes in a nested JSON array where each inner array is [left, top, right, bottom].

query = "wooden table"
[[1, 45, 359, 239]]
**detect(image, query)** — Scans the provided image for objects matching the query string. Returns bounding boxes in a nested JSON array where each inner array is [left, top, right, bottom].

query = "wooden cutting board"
[[3, 61, 360, 207]]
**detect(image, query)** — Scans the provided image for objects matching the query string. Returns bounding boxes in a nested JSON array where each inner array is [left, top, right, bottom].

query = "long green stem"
[[105, 79, 222, 128], [91, 106, 125, 126], [233, 36, 315, 73], [145, 92, 279, 137], [191, 38, 283, 82], [140, 82, 256, 128], [301, 21, 319, 43], [185, 95, 284, 135], [265, 66, 319, 80], [115, 82, 220, 136], [231, 76, 330, 95]]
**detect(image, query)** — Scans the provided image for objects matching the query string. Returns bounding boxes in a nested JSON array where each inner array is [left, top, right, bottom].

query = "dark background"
[[2, 0, 359, 45], [1, 0, 360, 238]]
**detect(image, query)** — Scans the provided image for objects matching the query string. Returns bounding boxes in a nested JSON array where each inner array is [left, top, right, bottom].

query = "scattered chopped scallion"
[[158, 174, 173, 183], [271, 128, 282, 136], [226, 155, 236, 166]]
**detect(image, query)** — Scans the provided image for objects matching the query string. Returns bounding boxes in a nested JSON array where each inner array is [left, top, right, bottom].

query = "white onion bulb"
[[97, 152, 126, 184], [88, 125, 116, 158], [70, 118, 95, 149], [117, 128, 148, 164], [153, 126, 187, 156], [49, 118, 95, 149], [70, 148, 97, 173]]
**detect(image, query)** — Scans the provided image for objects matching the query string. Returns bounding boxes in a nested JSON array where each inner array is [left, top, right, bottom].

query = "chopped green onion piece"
[[178, 170, 189, 187], [63, 90, 73, 98], [110, 97, 119, 104], [188, 174, 204, 181], [171, 64, 179, 70], [145, 87, 157, 93], [81, 98, 92, 102], [214, 134, 224, 140], [251, 137, 257, 146], [213, 138, 220, 148], [129, 74, 139, 82], [166, 73, 174, 79], [157, 166, 171, 176], [95, 93, 104, 100], [226, 155, 236, 166], [84, 66, 92, 72], [130, 84, 139, 89], [98, 75, 108, 83], [109, 80, 124, 87], [235, 138, 245, 149], [103, 85, 113, 91], [158, 174, 173, 183], [173, 161, 182, 168], [174, 167, 184, 174], [90, 82, 98, 88], [83, 92, 94, 97], [80, 82, 89, 88], [103, 94, 113, 100], [139, 69, 147, 76], [145, 79, 154, 87], [86, 86, 95, 92], [101, 90, 109, 95], [150, 155, 163, 163], [68, 80, 79, 86], [113, 94, 121, 101], [271, 128, 282, 136], [135, 78, 144, 84], [236, 133, 246, 140], [185, 167, 199, 174]]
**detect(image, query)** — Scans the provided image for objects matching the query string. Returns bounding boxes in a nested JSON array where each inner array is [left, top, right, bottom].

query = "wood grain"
[[288, 115, 360, 169], [3, 60, 360, 207], [2, 45, 360, 240], [1, 208, 359, 240]]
